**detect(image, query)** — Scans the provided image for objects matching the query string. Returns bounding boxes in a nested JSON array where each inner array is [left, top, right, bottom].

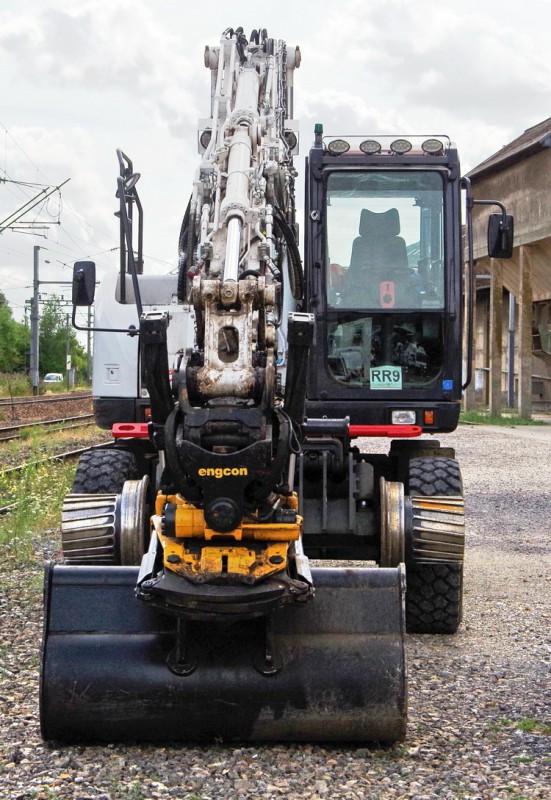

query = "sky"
[[1, 0, 550, 321]]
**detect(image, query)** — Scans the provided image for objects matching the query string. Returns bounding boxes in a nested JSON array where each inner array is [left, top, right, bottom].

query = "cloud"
[[0, 0, 201, 137], [298, 87, 408, 136], [301, 0, 551, 154], [2, 0, 551, 319]]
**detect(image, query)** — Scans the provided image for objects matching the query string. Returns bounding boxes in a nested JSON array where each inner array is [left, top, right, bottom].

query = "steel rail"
[[0, 392, 92, 407], [0, 442, 110, 479], [0, 415, 96, 442]]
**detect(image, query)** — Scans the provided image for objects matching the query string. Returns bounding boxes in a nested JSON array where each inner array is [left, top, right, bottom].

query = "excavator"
[[40, 28, 513, 743]]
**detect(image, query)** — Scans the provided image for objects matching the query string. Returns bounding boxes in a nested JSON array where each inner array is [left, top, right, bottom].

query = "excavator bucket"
[[40, 564, 406, 743]]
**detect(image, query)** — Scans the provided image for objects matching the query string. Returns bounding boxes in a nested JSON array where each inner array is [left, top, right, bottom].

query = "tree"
[[0, 292, 29, 372], [39, 295, 87, 377]]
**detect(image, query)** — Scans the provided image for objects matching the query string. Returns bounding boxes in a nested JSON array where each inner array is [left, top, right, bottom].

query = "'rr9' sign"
[[369, 366, 403, 390]]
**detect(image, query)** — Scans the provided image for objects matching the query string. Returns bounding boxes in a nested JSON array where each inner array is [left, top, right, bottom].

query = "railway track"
[[0, 391, 93, 428], [0, 391, 92, 408], [0, 395, 107, 515], [0, 414, 96, 443]]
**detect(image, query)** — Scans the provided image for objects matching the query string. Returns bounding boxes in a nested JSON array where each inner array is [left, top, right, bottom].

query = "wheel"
[[72, 448, 139, 493], [406, 456, 464, 634], [63, 449, 145, 565]]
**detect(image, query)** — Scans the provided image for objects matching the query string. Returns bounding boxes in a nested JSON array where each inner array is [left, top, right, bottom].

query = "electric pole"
[[30, 245, 41, 396], [65, 313, 71, 389]]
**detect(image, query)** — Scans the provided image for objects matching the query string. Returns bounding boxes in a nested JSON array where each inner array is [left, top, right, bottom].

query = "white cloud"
[[1, 0, 550, 318], [0, 0, 201, 136], [303, 0, 551, 152]]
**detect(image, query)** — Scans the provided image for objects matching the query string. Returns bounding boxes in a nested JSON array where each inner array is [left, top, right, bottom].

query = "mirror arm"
[[471, 197, 507, 216], [71, 305, 139, 336], [461, 176, 475, 390], [461, 180, 512, 390]]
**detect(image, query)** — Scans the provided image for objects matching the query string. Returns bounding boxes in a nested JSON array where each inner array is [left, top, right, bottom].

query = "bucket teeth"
[[61, 494, 118, 564], [409, 495, 465, 563]]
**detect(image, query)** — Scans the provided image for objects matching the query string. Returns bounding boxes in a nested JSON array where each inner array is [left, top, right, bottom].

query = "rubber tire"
[[406, 456, 464, 634], [72, 449, 139, 494]]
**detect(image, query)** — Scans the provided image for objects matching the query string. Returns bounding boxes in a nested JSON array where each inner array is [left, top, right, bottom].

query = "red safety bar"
[[112, 423, 421, 440], [348, 425, 422, 438], [112, 423, 150, 439]]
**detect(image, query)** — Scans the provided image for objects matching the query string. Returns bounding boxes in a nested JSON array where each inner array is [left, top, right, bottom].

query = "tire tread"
[[406, 456, 464, 634]]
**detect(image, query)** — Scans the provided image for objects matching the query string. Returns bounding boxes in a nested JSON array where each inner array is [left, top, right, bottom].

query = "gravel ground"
[[0, 393, 106, 475], [0, 392, 93, 425], [1, 423, 550, 800]]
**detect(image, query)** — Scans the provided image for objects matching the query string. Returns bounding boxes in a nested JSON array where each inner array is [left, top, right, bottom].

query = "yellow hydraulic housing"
[[152, 493, 302, 584]]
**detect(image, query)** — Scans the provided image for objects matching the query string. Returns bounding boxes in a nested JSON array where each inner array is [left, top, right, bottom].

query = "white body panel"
[[92, 272, 196, 400]]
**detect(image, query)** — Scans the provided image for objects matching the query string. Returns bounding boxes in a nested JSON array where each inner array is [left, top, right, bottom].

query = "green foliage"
[[0, 372, 33, 398], [0, 292, 29, 372], [39, 295, 87, 378]]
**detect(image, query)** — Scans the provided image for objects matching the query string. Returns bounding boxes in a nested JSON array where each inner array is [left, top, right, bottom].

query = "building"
[[464, 118, 551, 417]]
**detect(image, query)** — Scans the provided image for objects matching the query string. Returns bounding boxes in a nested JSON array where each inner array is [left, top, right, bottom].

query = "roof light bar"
[[320, 133, 451, 155]]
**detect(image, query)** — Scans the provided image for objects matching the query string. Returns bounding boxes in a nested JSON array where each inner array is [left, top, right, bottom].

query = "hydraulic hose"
[[177, 198, 192, 302], [273, 206, 304, 299]]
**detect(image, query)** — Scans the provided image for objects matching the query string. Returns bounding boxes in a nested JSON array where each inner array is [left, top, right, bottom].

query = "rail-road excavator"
[[40, 28, 513, 743]]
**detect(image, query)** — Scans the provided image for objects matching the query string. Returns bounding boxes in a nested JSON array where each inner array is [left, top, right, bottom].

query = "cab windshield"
[[326, 170, 444, 309], [325, 170, 446, 390]]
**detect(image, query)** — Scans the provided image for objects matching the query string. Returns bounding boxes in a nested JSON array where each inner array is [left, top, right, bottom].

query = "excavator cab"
[[305, 130, 464, 433]]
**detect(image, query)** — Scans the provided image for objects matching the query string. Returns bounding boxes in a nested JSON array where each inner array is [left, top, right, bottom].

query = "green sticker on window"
[[370, 366, 402, 390]]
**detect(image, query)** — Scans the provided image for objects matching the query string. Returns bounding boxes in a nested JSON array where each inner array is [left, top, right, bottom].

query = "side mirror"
[[488, 214, 514, 259], [72, 261, 96, 306]]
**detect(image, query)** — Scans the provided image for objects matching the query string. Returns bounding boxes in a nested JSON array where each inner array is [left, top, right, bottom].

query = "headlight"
[[284, 129, 298, 151], [391, 410, 416, 425], [327, 138, 350, 155], [199, 129, 212, 150], [390, 138, 412, 154], [359, 139, 382, 155], [421, 138, 444, 155]]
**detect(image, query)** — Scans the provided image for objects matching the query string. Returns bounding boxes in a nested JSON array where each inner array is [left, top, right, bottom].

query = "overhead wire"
[[0, 120, 52, 183], [1, 121, 175, 293]]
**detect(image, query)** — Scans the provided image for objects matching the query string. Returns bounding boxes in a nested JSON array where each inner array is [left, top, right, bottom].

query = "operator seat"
[[340, 208, 412, 306], [350, 207, 408, 276]]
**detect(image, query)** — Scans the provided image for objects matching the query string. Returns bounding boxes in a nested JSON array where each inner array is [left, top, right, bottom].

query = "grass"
[[0, 372, 33, 398], [516, 717, 551, 735], [0, 456, 76, 564], [487, 717, 551, 736], [18, 425, 46, 441], [109, 780, 149, 800], [460, 409, 543, 425]]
